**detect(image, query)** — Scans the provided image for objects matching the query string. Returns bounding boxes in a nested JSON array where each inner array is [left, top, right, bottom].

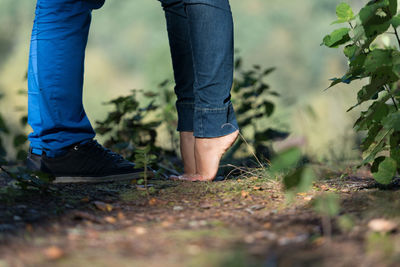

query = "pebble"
[[173, 206, 184, 211], [368, 218, 397, 233]]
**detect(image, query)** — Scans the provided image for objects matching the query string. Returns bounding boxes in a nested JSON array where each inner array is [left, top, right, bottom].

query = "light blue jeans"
[[28, 0, 238, 157]]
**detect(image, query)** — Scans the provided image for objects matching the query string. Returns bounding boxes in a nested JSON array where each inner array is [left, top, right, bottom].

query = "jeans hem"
[[176, 102, 195, 132], [193, 102, 239, 138]]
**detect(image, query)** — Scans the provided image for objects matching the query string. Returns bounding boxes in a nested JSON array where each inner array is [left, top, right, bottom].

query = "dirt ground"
[[1, 166, 400, 267]]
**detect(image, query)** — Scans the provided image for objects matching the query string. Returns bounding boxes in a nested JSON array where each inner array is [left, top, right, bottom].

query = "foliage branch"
[[322, 0, 400, 184]]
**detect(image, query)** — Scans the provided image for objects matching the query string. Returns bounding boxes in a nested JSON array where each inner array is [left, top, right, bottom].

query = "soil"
[[1, 166, 400, 267]]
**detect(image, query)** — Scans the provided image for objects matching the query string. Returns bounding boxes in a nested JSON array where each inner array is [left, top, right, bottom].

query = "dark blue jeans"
[[28, 0, 238, 157]]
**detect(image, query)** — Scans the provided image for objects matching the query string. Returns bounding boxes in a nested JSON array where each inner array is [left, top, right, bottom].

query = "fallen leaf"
[[223, 198, 232, 204], [117, 212, 125, 220], [320, 185, 329, 191], [93, 201, 113, 212], [80, 197, 90, 203], [263, 222, 272, 229], [43, 246, 64, 260], [241, 191, 249, 198], [25, 224, 33, 233], [368, 219, 397, 233], [104, 216, 117, 224], [161, 221, 172, 228], [253, 186, 262, 191], [149, 198, 158, 206], [72, 211, 101, 223]]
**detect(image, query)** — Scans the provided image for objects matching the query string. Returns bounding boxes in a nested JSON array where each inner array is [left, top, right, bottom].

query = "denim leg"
[[28, 0, 105, 157], [184, 0, 239, 137], [161, 1, 195, 132]]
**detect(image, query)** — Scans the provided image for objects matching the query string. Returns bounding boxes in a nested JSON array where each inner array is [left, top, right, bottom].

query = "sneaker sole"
[[53, 171, 154, 184]]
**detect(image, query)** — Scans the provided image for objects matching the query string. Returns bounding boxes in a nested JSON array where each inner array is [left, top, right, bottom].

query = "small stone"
[[43, 246, 64, 260], [245, 208, 254, 215], [250, 205, 265, 211], [132, 227, 147, 235], [13, 215, 22, 221], [368, 219, 397, 233], [200, 203, 212, 209], [173, 206, 184, 211]]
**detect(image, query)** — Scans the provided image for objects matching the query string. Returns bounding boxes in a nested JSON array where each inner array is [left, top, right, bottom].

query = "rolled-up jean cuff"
[[194, 102, 239, 138], [184, 0, 231, 12], [176, 102, 195, 132]]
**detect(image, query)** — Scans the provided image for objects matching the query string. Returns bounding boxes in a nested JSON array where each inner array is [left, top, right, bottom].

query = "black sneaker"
[[26, 140, 154, 183]]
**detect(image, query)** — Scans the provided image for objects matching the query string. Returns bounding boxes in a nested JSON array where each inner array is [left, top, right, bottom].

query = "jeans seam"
[[194, 103, 232, 112]]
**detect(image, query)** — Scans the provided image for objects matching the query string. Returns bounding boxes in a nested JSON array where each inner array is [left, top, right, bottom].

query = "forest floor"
[[1, 165, 400, 267]]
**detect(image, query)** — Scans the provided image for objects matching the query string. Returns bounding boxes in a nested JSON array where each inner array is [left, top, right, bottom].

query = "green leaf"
[[371, 156, 386, 173], [254, 129, 289, 142], [270, 147, 302, 173], [332, 2, 355, 24], [390, 132, 400, 170], [364, 49, 400, 74], [361, 124, 382, 151], [264, 101, 275, 117], [382, 111, 400, 131], [283, 166, 315, 192], [391, 14, 400, 28], [0, 115, 9, 134], [362, 128, 393, 165], [13, 134, 27, 148], [343, 44, 358, 58], [372, 157, 397, 185], [313, 193, 340, 217], [322, 28, 351, 48]]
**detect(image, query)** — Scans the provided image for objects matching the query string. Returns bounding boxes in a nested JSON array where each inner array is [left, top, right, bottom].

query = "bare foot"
[[171, 130, 239, 182], [179, 131, 196, 175]]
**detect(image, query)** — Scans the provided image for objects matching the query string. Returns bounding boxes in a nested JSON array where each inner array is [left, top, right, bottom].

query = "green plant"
[[225, 59, 288, 164], [0, 92, 53, 193], [97, 57, 284, 176], [322, 1, 400, 184], [134, 145, 158, 197], [271, 146, 315, 196], [312, 192, 340, 239], [95, 86, 180, 176]]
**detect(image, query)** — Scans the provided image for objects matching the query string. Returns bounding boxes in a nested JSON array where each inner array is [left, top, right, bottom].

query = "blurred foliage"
[[95, 57, 284, 175], [322, 1, 400, 184], [0, 0, 370, 162], [226, 59, 288, 164]]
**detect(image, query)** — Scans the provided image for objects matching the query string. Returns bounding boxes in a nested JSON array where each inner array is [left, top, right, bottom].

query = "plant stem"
[[348, 22, 364, 53], [394, 27, 400, 49], [144, 154, 149, 198], [385, 84, 399, 111]]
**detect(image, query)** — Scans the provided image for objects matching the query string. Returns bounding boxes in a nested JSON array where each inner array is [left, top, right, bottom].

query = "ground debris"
[[71, 211, 102, 224]]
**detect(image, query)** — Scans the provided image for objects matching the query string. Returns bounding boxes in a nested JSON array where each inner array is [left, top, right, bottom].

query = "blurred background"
[[0, 0, 367, 163]]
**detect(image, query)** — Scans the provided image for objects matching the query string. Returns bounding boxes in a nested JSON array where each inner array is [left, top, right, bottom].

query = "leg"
[[177, 1, 239, 181], [28, 0, 104, 157], [161, 0, 197, 174], [26, 0, 149, 183]]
